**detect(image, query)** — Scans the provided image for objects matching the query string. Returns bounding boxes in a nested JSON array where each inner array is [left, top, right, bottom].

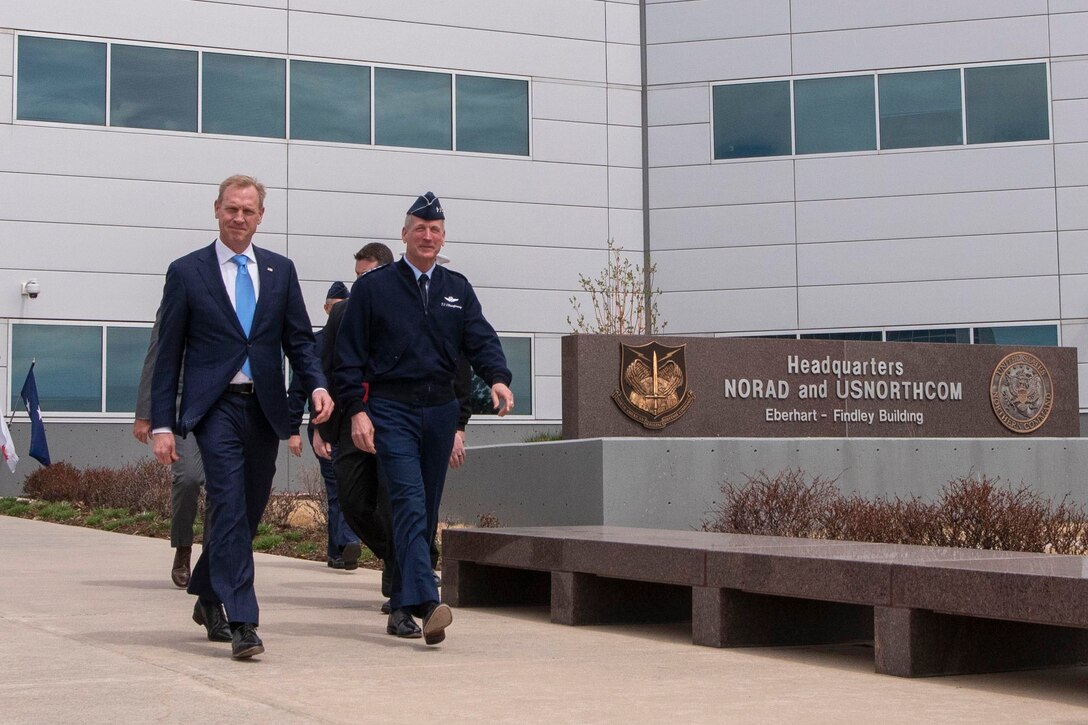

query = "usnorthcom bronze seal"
[[990, 351, 1054, 433], [611, 341, 695, 429]]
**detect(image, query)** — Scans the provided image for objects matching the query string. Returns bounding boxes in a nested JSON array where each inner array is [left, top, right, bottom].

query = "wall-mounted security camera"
[[22, 279, 41, 299]]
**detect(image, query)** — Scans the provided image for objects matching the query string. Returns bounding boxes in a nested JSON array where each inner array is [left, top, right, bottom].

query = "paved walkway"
[[2, 515, 1088, 724]]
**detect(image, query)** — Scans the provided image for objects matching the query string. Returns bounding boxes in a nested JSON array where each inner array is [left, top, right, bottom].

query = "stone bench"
[[441, 525, 1088, 677]]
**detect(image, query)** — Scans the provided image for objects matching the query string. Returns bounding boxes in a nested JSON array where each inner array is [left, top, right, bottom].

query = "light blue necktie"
[[232, 254, 255, 378]]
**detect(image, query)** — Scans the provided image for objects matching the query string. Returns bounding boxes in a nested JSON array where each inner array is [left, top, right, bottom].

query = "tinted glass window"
[[203, 53, 286, 138], [800, 331, 883, 341], [111, 44, 197, 132], [713, 81, 791, 159], [878, 69, 962, 149], [974, 325, 1057, 346], [106, 327, 152, 412], [11, 325, 102, 412], [374, 68, 452, 150], [456, 75, 529, 155], [468, 336, 532, 416], [17, 36, 106, 125], [965, 63, 1049, 145], [290, 60, 371, 144], [886, 328, 970, 344], [794, 76, 876, 154]]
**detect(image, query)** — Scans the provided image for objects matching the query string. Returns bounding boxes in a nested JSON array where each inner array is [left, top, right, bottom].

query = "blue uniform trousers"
[[306, 427, 359, 559], [188, 391, 278, 625], [369, 396, 458, 611]]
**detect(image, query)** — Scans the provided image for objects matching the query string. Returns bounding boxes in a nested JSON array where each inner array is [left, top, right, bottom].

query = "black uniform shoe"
[[420, 601, 452, 646], [386, 608, 422, 638], [326, 557, 345, 569], [192, 600, 232, 642], [341, 542, 361, 571], [380, 599, 391, 615], [231, 623, 264, 659]]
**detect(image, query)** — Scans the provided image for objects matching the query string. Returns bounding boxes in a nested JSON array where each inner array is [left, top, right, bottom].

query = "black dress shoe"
[[420, 601, 452, 646], [341, 542, 361, 571], [327, 557, 345, 569], [192, 600, 232, 642], [380, 599, 391, 615], [231, 623, 264, 659], [386, 608, 422, 638]]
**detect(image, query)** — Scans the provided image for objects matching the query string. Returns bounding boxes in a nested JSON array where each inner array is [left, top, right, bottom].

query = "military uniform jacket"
[[334, 258, 511, 418]]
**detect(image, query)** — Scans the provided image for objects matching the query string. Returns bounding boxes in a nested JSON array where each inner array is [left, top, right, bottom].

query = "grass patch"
[[37, 502, 78, 521], [253, 533, 286, 551]]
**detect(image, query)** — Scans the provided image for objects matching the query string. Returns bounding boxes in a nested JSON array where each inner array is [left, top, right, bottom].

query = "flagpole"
[[8, 360, 33, 426]]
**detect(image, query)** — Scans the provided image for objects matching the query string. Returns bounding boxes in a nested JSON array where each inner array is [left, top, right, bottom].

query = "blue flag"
[[20, 364, 50, 466]]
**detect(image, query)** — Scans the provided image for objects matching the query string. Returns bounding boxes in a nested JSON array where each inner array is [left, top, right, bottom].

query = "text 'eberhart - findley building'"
[[2, 1, 1087, 487]]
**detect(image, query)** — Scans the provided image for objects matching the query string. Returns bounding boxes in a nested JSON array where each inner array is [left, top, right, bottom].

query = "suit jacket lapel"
[[196, 242, 246, 337]]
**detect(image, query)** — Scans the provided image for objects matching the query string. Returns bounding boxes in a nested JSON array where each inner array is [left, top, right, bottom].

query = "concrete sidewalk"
[[2, 516, 1087, 724]]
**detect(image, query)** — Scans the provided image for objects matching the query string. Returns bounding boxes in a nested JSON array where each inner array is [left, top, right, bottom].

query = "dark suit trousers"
[[187, 391, 278, 625], [369, 397, 458, 611]]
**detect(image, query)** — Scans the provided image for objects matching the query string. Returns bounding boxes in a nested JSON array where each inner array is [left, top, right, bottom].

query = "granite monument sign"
[[561, 335, 1078, 439]]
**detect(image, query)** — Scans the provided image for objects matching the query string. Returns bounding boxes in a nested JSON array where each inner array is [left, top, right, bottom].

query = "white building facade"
[[1, 1, 1086, 486]]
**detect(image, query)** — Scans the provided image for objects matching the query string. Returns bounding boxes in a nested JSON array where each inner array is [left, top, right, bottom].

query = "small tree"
[[568, 239, 666, 334]]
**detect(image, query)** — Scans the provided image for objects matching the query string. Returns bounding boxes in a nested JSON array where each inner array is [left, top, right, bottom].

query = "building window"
[[467, 336, 532, 417], [105, 327, 152, 413], [712, 81, 791, 159], [878, 69, 962, 150], [965, 63, 1049, 145], [10, 324, 103, 413], [111, 44, 197, 132], [886, 328, 970, 344], [800, 331, 883, 341], [203, 53, 286, 138], [17, 36, 106, 125], [290, 60, 371, 144], [794, 75, 876, 155], [375, 68, 452, 150], [456, 75, 529, 155], [974, 324, 1057, 346]]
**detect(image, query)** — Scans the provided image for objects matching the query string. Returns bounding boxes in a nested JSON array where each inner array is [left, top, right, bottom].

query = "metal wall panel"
[[798, 276, 1059, 329]]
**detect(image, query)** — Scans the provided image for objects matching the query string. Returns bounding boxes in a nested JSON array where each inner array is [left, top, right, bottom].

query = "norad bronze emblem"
[[990, 351, 1054, 434], [611, 341, 695, 429]]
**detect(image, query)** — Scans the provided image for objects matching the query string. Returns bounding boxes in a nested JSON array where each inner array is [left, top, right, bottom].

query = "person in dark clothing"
[[334, 193, 513, 645], [286, 281, 361, 570]]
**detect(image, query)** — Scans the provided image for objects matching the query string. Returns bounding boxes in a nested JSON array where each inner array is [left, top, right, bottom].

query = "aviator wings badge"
[[611, 341, 695, 429]]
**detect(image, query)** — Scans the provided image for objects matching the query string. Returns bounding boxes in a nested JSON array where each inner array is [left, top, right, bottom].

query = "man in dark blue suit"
[[335, 192, 513, 645], [152, 174, 332, 659]]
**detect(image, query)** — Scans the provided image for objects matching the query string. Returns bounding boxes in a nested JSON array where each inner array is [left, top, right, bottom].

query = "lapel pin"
[[267, 267, 273, 272]]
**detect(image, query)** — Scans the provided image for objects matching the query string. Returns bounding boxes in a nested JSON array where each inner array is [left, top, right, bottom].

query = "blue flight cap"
[[407, 191, 445, 221], [325, 281, 349, 300]]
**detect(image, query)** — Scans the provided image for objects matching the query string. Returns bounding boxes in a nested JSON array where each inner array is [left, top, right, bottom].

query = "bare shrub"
[[701, 469, 840, 537], [476, 512, 503, 528], [263, 487, 312, 530], [297, 466, 328, 531], [23, 461, 83, 502], [931, 475, 1088, 554], [23, 459, 173, 517], [702, 468, 1088, 555]]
